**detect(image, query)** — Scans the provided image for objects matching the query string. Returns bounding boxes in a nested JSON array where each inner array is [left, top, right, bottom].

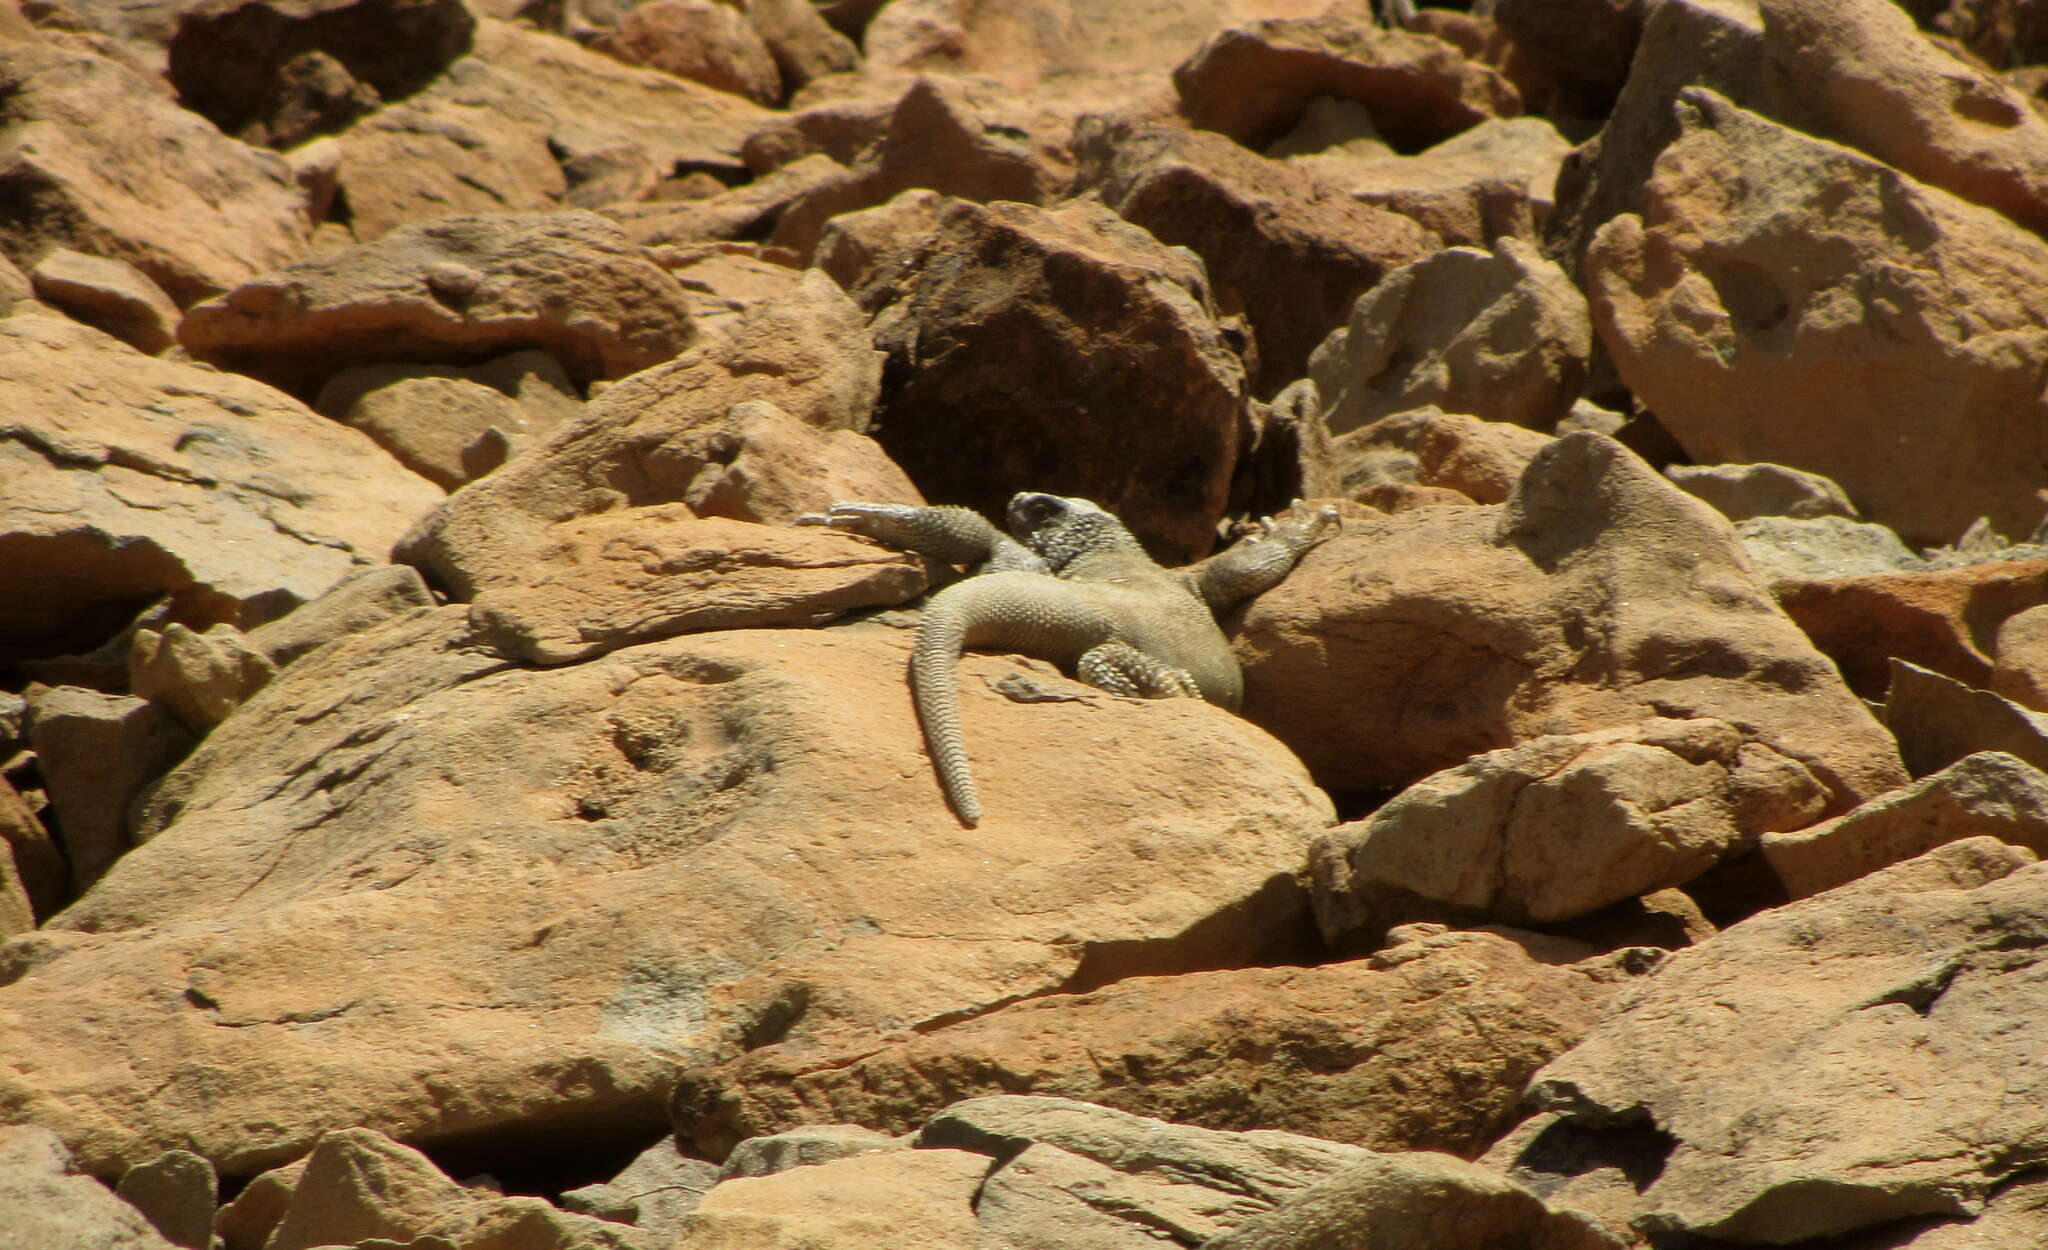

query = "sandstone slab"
[[114, 1149, 216, 1250], [128, 623, 276, 734], [27, 249, 180, 354], [673, 1146, 982, 1249], [1328, 408, 1554, 507], [25, 685, 191, 893], [1992, 602, 2048, 710], [1666, 461, 1858, 523], [246, 565, 436, 668]]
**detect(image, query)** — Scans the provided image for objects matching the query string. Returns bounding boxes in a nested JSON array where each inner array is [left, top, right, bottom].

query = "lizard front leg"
[[797, 502, 1050, 574], [1178, 502, 1340, 615]]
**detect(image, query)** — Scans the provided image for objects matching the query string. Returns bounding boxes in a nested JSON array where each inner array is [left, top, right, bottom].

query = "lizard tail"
[[910, 603, 981, 827]]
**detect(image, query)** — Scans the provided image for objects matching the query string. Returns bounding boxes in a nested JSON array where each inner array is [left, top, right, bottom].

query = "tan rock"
[[1519, 838, 2048, 1243], [675, 928, 1614, 1159], [399, 276, 888, 600], [1770, 560, 2048, 700], [1236, 432, 1906, 805], [246, 565, 436, 667], [1588, 89, 2048, 547], [604, 153, 849, 249], [25, 685, 191, 893], [1307, 114, 1574, 247], [844, 196, 1247, 565], [5, 618, 1332, 1175], [743, 0, 860, 91], [128, 623, 277, 734], [1072, 115, 1436, 397], [213, 1158, 308, 1250], [1885, 658, 2048, 779], [0, 45, 308, 305], [719, 1125, 899, 1179], [1762, 751, 2048, 899], [1760, 0, 2048, 235], [0, 777, 62, 925], [315, 351, 584, 491], [115, 1149, 216, 1250], [560, 1136, 718, 1238], [601, 0, 782, 105], [0, 1125, 180, 1250], [26, 249, 179, 353], [1310, 236, 1588, 435], [651, 243, 804, 342], [0, 316, 438, 654], [1833, 1174, 2048, 1250], [1173, 17, 1520, 153], [181, 210, 694, 396], [1992, 603, 2048, 711], [1315, 717, 1827, 936], [1734, 515, 1926, 585], [1665, 461, 1858, 522], [1330, 408, 1555, 506], [467, 512, 929, 664], [674, 1147, 983, 1249], [0, 836, 31, 937]]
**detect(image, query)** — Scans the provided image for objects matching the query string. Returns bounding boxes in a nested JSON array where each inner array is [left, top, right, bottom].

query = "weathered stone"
[[0, 776, 65, 923], [1667, 461, 1859, 523], [1762, 751, 2048, 898], [1309, 236, 1589, 435], [1589, 89, 2048, 546], [1885, 658, 2048, 778], [115, 1149, 217, 1250], [719, 1125, 900, 1179], [27, 249, 180, 354], [1072, 115, 1436, 397], [1328, 408, 1554, 507], [181, 210, 695, 396], [1306, 115, 1574, 248], [743, 0, 860, 91], [1489, 0, 1642, 111], [560, 1136, 719, 1238], [128, 623, 277, 734], [1522, 838, 2048, 1243], [674, 928, 1613, 1159], [847, 196, 1246, 565], [599, 0, 782, 105], [0, 1125, 180, 1250], [0, 45, 308, 305], [26, 686, 192, 891], [1771, 560, 2048, 699], [673, 1147, 983, 1249], [326, 376, 531, 491], [0, 316, 439, 660], [1173, 17, 1520, 153], [246, 565, 436, 667], [605, 153, 849, 249], [1235, 432, 1906, 807], [1992, 603, 2048, 711], [1735, 515, 1928, 585], [212, 1158, 308, 1250]]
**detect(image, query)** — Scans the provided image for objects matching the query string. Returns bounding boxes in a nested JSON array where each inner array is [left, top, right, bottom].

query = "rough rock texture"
[[561, 1136, 719, 1239], [0, 618, 1333, 1175], [672, 1146, 983, 1248], [245, 565, 435, 667], [314, 348, 584, 487], [1666, 461, 1859, 523], [0, 46, 309, 306], [114, 1148, 216, 1250], [1589, 89, 2048, 547], [128, 623, 277, 734], [1771, 560, 2048, 699], [1072, 115, 1437, 397], [1520, 838, 2048, 1243], [179, 211, 696, 395], [1311, 115, 1574, 248], [0, 316, 440, 661], [0, 1125, 179, 1250], [1993, 603, 2048, 710], [846, 196, 1249, 565], [1235, 431, 1906, 806], [675, 927, 1615, 1158], [25, 685, 191, 893], [1308, 236, 1589, 435], [601, 0, 782, 106], [1735, 515, 1929, 584], [26, 249, 181, 354], [1326, 407, 1553, 506], [1885, 658, 2048, 779], [1314, 717, 1829, 937]]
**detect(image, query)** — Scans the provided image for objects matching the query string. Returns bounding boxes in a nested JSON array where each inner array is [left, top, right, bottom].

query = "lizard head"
[[1006, 492, 1140, 573]]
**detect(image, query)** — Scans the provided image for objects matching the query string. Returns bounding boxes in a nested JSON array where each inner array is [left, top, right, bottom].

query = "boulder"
[[560, 1136, 719, 1238], [1520, 838, 2048, 1243], [673, 1147, 983, 1249], [114, 1149, 216, 1250], [128, 623, 277, 734], [0, 1125, 179, 1250], [1326, 407, 1553, 506], [718, 1125, 899, 1179], [1172, 18, 1520, 153], [180, 210, 696, 396], [1734, 515, 1927, 585], [1884, 658, 2048, 779], [1072, 115, 1437, 397], [25, 685, 192, 892], [1992, 603, 2048, 711], [845, 196, 1248, 565], [26, 249, 180, 354], [0, 316, 439, 661], [598, 0, 782, 106], [674, 927, 1616, 1159], [1588, 89, 2048, 547], [1488, 0, 1643, 111], [742, 0, 861, 91], [1234, 432, 1906, 807], [0, 777, 63, 924], [0, 45, 308, 305], [3, 616, 1333, 1175], [1308, 236, 1589, 435], [606, 154, 850, 250], [1666, 462, 1859, 523], [315, 351, 583, 491], [1305, 115, 1574, 247]]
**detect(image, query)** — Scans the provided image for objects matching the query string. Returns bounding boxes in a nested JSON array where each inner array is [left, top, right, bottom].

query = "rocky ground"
[[4, 0, 2048, 1246]]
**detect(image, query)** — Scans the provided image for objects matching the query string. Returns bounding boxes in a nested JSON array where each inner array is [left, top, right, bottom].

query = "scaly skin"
[[799, 492, 1336, 825]]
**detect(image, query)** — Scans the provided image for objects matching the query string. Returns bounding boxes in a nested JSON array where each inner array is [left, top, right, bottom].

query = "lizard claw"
[[795, 502, 926, 544]]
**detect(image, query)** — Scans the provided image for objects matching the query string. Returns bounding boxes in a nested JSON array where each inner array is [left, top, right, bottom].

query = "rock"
[[1315, 717, 1827, 938], [128, 623, 276, 734], [213, 1158, 308, 1250], [1520, 838, 2048, 1243], [261, 1127, 651, 1250], [1589, 89, 2048, 547], [115, 1149, 217, 1250], [1833, 1174, 2048, 1249], [1735, 515, 1928, 585], [673, 1147, 983, 1249], [1762, 751, 2048, 899], [651, 244, 805, 340], [1761, 0, 2048, 236], [1666, 461, 1859, 523], [1203, 1151, 1625, 1250], [26, 685, 193, 893], [166, 0, 476, 147], [1885, 658, 2048, 779], [1307, 114, 1575, 248], [1489, 0, 1643, 113], [0, 45, 308, 305], [719, 1125, 900, 1178], [1308, 236, 1589, 435], [0, 1125, 180, 1250], [743, 0, 860, 91], [181, 210, 695, 396], [1329, 408, 1555, 506], [26, 249, 180, 353], [1262, 93, 1392, 160], [0, 777, 63, 924], [0, 316, 440, 661], [674, 928, 1613, 1159], [466, 512, 929, 664], [1992, 603, 2048, 710], [315, 351, 584, 491], [1172, 18, 1521, 153], [246, 564, 436, 667], [606, 153, 849, 249], [1769, 560, 2048, 699], [1235, 432, 1907, 806], [599, 0, 782, 105], [560, 1136, 719, 1238], [4, 616, 1332, 1175], [847, 196, 1247, 565], [1071, 115, 1436, 397]]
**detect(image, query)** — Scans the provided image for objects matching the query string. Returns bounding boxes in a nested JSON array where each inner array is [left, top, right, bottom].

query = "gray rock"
[[1736, 514, 1927, 584], [561, 1135, 719, 1238], [1667, 461, 1858, 522], [719, 1125, 900, 1180], [0, 1125, 179, 1250]]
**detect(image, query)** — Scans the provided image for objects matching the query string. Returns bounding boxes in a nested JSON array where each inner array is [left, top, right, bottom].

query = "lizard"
[[800, 491, 1337, 825]]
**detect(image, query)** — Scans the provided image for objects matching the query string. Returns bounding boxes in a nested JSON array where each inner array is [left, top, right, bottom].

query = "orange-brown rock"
[[674, 1147, 982, 1249], [1326, 407, 1553, 506], [1072, 115, 1437, 397], [1234, 431, 1907, 806], [742, 0, 861, 91], [0, 778, 62, 926], [1589, 90, 2048, 547], [180, 210, 695, 396], [676, 926, 1615, 1159], [1666, 461, 1859, 523], [314, 350, 584, 492], [600, 0, 782, 106], [24, 684, 191, 895], [128, 623, 276, 734], [26, 250, 180, 354]]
